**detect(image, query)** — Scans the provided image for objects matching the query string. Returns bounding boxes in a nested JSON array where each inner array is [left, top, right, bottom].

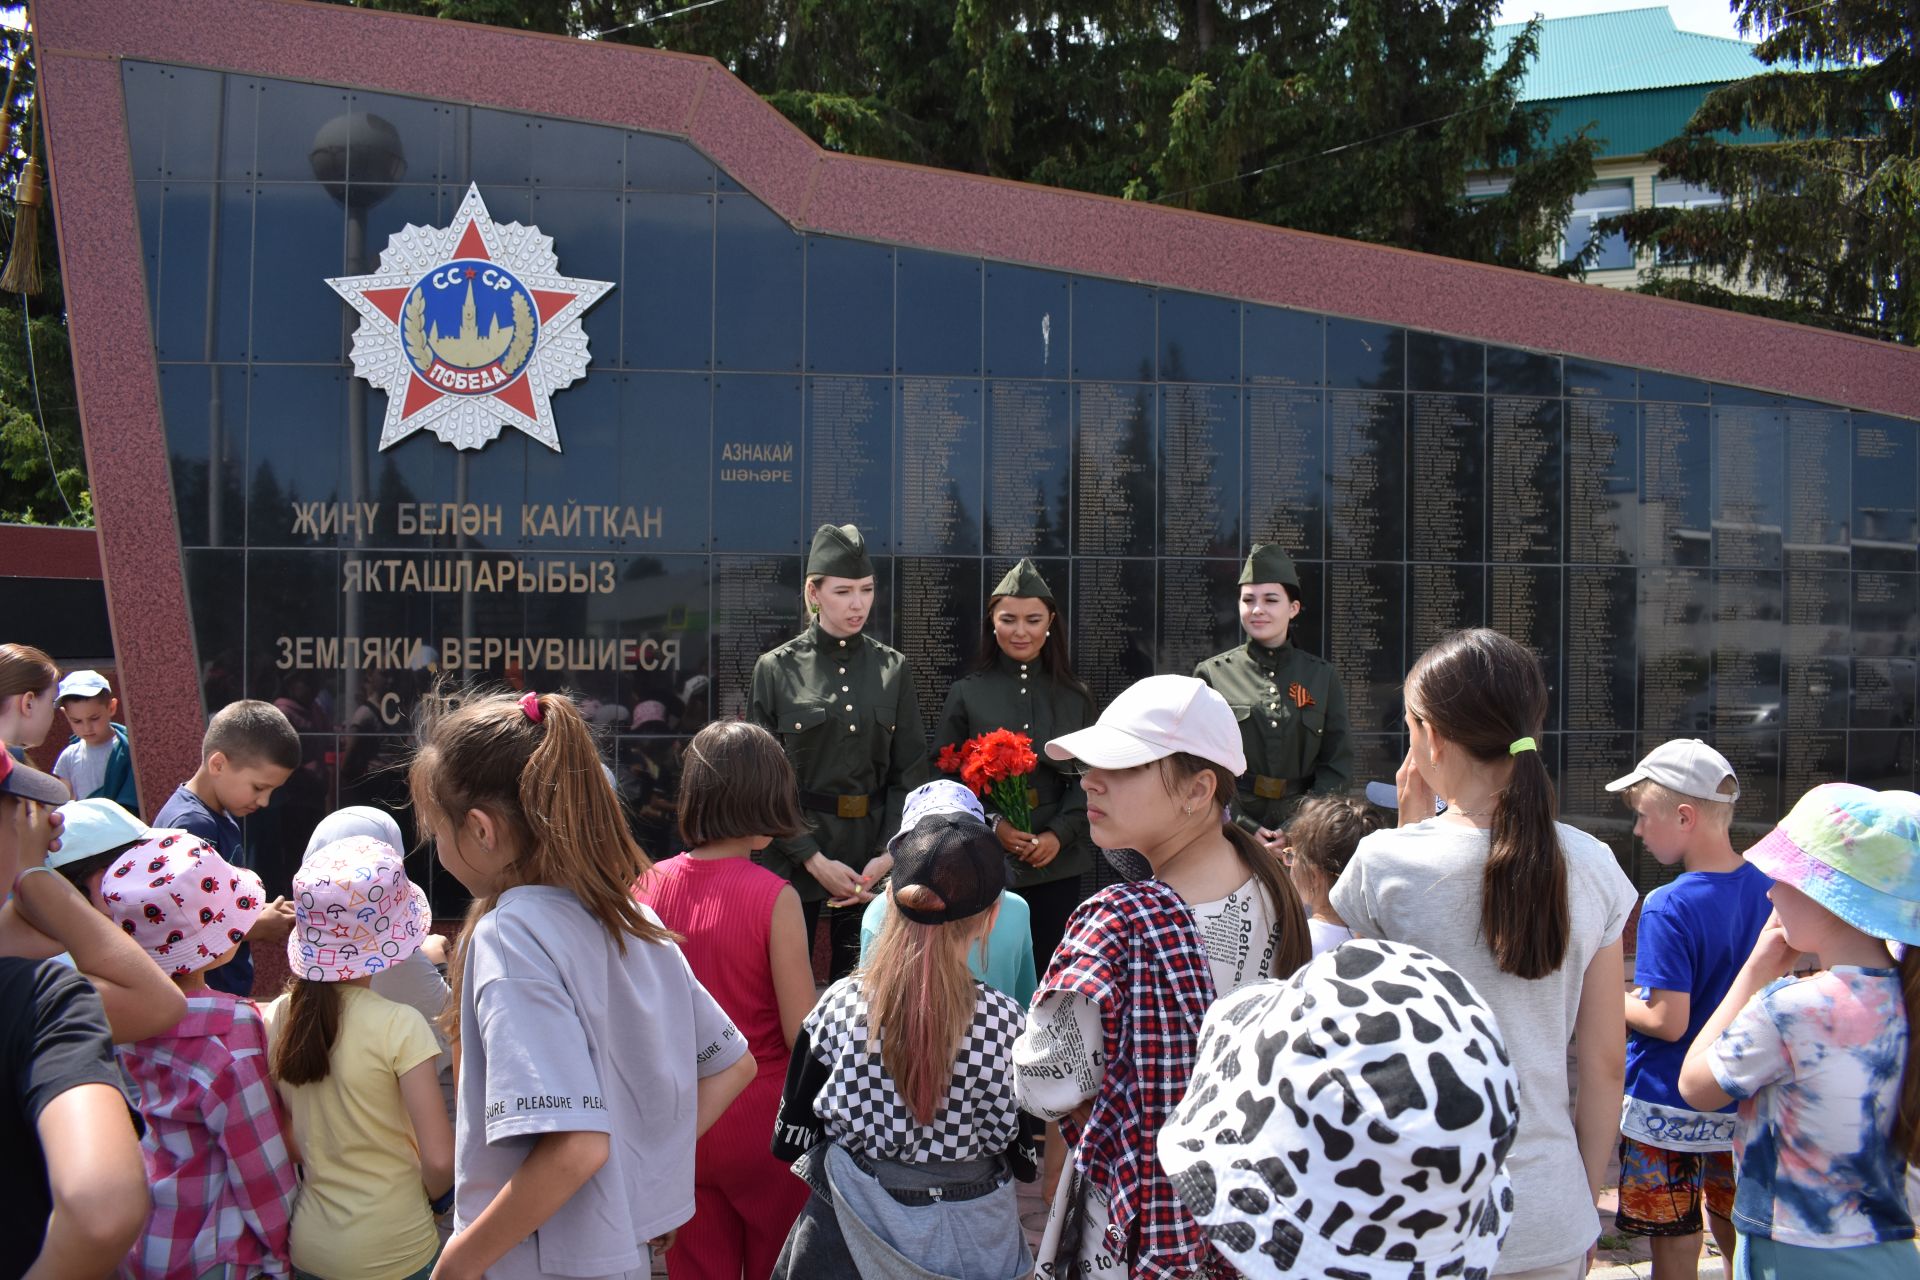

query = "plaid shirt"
[[118, 992, 295, 1280], [1039, 879, 1216, 1280]]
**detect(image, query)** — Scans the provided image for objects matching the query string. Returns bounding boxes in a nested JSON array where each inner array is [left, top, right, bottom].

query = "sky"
[[1493, 0, 1750, 39]]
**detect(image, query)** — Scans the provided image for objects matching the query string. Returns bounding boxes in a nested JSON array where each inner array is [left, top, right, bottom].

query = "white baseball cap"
[[48, 798, 152, 870], [1046, 675, 1246, 775], [55, 670, 111, 701], [1605, 739, 1740, 804]]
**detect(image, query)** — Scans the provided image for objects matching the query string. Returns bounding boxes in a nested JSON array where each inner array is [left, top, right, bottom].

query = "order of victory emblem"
[[327, 183, 613, 452]]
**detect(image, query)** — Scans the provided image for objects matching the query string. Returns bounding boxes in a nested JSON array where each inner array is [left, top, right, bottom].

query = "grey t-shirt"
[[453, 887, 746, 1280], [1330, 819, 1636, 1274]]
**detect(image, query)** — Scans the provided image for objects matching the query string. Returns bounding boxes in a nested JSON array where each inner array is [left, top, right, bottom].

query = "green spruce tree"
[[0, 25, 86, 526], [1601, 0, 1914, 342]]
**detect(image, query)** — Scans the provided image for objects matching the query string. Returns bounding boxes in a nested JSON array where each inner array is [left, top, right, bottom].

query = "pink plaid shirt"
[[118, 991, 295, 1280]]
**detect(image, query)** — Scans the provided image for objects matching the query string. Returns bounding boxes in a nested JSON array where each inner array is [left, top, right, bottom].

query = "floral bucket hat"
[[103, 831, 266, 977], [289, 835, 428, 981]]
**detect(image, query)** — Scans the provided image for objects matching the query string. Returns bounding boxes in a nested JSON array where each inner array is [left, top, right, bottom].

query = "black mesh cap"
[[888, 813, 1010, 925]]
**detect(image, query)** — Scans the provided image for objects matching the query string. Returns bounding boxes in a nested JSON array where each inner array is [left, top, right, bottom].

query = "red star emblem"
[[327, 184, 613, 452]]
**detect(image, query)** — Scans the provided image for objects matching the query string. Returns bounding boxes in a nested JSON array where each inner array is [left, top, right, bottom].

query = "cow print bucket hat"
[[1157, 939, 1519, 1279]]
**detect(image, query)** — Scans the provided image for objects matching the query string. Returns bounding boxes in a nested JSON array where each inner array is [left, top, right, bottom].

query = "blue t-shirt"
[[1622, 861, 1773, 1147], [152, 783, 254, 997], [859, 890, 1036, 1008]]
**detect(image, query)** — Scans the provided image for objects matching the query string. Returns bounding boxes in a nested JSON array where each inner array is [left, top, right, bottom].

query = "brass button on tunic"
[[749, 622, 929, 903], [1193, 638, 1353, 832]]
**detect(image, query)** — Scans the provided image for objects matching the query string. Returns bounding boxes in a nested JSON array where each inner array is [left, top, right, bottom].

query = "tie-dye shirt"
[[1707, 966, 1914, 1248]]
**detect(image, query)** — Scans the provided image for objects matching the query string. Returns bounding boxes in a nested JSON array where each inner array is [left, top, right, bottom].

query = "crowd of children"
[[8, 628, 1920, 1280]]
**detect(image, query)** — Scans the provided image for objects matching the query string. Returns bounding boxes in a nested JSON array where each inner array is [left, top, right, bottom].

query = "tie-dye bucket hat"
[[290, 835, 428, 981], [1743, 783, 1920, 945]]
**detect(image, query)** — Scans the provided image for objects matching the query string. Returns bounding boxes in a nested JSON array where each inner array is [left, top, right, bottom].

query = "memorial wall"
[[124, 62, 1920, 909]]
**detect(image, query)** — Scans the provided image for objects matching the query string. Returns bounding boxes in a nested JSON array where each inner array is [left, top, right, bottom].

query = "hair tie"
[[519, 691, 543, 724], [1509, 736, 1536, 756]]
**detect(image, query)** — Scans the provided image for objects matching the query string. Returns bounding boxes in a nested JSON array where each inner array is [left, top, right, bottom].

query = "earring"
[[1184, 804, 1193, 816]]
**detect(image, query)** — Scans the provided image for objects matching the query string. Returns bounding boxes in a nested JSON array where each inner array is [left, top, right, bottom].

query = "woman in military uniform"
[[751, 523, 929, 980], [1193, 543, 1354, 853], [935, 559, 1095, 973]]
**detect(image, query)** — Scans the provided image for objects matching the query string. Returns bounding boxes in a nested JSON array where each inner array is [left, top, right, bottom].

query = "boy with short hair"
[[101, 831, 297, 1280], [154, 700, 301, 998], [52, 669, 138, 810], [1606, 739, 1769, 1279]]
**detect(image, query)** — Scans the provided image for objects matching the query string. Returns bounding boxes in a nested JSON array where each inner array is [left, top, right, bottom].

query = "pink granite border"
[[34, 51, 202, 816], [0, 523, 101, 579]]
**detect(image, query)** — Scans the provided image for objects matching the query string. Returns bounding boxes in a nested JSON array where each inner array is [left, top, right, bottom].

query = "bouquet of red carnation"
[[935, 728, 1040, 833]]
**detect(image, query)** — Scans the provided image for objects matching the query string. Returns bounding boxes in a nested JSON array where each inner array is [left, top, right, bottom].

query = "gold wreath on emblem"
[[403, 288, 433, 371], [501, 292, 535, 378], [403, 280, 537, 380]]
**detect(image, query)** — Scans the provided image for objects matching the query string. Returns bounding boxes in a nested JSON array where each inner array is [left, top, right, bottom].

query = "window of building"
[[1653, 179, 1726, 264], [1562, 179, 1635, 270]]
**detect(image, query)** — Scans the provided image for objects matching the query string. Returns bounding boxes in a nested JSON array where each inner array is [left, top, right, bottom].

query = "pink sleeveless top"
[[635, 854, 790, 1077]]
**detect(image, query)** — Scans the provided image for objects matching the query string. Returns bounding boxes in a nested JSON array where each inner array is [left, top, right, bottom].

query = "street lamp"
[[312, 112, 405, 671]]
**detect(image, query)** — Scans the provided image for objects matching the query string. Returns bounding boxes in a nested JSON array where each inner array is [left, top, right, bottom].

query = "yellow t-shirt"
[[263, 985, 442, 1280]]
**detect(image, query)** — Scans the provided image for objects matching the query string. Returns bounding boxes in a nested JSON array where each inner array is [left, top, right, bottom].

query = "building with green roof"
[[1483, 5, 1772, 285]]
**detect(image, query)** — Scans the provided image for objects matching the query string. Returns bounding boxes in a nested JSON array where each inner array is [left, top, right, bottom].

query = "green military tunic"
[[750, 622, 930, 903], [935, 651, 1095, 889], [1193, 637, 1353, 833]]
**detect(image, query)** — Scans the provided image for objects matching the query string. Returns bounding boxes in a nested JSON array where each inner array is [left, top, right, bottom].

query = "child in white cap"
[[51, 669, 137, 809], [262, 835, 451, 1280], [1013, 674, 1310, 1280], [1606, 739, 1763, 1275]]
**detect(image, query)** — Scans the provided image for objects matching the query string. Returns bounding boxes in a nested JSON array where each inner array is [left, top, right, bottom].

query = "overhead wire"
[[579, 0, 733, 41], [0, 26, 74, 522]]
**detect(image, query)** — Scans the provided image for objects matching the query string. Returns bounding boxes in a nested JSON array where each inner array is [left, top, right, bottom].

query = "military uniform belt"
[[799, 788, 887, 819], [1237, 774, 1306, 801]]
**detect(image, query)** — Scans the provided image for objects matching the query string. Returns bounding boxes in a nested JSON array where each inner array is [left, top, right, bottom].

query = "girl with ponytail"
[[1678, 785, 1920, 1278], [410, 687, 756, 1280], [265, 836, 452, 1280], [1329, 628, 1638, 1279]]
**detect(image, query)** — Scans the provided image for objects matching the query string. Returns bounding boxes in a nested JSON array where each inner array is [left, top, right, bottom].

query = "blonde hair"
[[860, 896, 996, 1126], [1622, 776, 1738, 831]]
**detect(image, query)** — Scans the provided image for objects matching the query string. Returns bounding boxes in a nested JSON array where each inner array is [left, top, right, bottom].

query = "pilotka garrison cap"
[[990, 558, 1054, 604], [807, 523, 875, 579], [1238, 543, 1301, 589]]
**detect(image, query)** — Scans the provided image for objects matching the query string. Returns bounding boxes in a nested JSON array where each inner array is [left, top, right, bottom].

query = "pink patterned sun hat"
[[290, 835, 427, 981], [102, 831, 266, 977]]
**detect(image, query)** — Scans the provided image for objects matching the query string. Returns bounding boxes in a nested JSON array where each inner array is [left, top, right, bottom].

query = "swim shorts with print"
[[1616, 1136, 1735, 1237]]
